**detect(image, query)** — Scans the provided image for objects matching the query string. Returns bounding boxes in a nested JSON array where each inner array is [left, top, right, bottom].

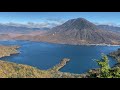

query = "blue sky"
[[0, 12, 120, 27]]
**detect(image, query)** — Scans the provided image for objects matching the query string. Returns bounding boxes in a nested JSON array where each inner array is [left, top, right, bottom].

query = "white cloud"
[[94, 22, 120, 27], [27, 22, 49, 28], [0, 21, 62, 28], [0, 17, 66, 28], [45, 17, 65, 25], [46, 17, 64, 22]]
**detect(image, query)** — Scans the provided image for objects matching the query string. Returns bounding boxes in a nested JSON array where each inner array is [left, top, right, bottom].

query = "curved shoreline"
[[0, 45, 84, 78], [9, 39, 120, 46], [29, 39, 120, 46], [0, 45, 20, 58], [0, 40, 119, 78]]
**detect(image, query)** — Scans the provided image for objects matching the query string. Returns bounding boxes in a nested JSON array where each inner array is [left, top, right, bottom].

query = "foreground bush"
[[89, 54, 120, 78]]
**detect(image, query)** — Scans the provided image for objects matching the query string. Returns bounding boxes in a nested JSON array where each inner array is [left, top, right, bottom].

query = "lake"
[[0, 40, 119, 74]]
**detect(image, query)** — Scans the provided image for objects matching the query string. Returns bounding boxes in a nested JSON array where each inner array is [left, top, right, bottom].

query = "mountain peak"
[[74, 17, 88, 21], [37, 17, 120, 45], [66, 17, 89, 23], [57, 17, 97, 30]]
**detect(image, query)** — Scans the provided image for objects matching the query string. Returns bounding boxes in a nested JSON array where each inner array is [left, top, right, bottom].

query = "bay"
[[0, 40, 119, 74]]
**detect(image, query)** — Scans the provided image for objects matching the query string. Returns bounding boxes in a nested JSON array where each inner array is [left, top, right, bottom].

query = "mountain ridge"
[[0, 24, 50, 34], [0, 17, 120, 45], [39, 18, 120, 45], [97, 25, 120, 33]]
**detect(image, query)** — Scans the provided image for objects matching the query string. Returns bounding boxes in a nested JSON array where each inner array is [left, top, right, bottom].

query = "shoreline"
[[1, 39, 120, 47], [0, 45, 20, 58], [32, 41, 120, 46], [49, 58, 70, 72], [84, 44, 120, 46], [19, 40, 120, 46], [0, 41, 119, 77]]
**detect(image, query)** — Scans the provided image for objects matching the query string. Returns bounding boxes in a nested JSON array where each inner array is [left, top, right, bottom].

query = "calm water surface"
[[0, 40, 119, 74]]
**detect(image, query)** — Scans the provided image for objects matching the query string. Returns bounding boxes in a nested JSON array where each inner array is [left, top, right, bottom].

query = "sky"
[[0, 12, 120, 27]]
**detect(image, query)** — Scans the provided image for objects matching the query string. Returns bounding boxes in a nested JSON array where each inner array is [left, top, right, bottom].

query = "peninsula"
[[0, 45, 86, 78]]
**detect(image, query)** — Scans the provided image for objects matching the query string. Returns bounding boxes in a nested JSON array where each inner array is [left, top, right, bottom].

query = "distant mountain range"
[[97, 25, 120, 33], [0, 18, 120, 45], [28, 18, 120, 45], [0, 24, 50, 34]]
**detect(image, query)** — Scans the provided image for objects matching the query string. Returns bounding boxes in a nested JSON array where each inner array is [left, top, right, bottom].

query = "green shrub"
[[95, 54, 120, 78]]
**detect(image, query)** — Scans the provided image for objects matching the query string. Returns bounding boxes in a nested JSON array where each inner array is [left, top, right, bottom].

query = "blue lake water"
[[0, 40, 119, 74]]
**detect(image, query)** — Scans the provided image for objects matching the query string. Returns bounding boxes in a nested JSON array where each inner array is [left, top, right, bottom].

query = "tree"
[[96, 54, 111, 78], [95, 54, 120, 78]]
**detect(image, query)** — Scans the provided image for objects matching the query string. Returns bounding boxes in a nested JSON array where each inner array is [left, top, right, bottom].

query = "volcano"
[[15, 18, 120, 45]]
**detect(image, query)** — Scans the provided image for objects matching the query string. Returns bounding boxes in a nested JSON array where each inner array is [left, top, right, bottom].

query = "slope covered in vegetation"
[[0, 45, 19, 58], [0, 59, 85, 78], [87, 55, 120, 78], [0, 45, 84, 78], [0, 45, 120, 78]]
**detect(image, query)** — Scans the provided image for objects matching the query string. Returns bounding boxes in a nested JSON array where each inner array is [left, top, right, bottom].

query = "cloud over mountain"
[[94, 22, 120, 27]]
